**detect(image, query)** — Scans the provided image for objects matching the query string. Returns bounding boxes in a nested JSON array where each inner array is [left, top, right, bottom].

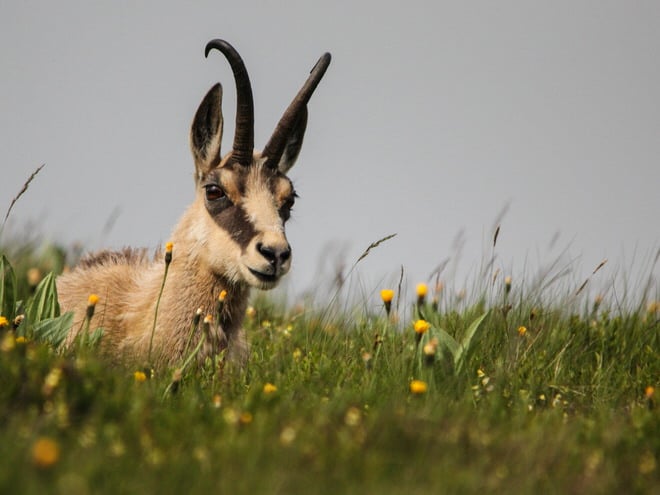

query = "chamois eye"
[[280, 195, 296, 221], [204, 184, 225, 201]]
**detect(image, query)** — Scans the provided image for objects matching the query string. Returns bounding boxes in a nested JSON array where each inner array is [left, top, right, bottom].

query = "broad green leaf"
[[26, 272, 60, 325], [32, 311, 74, 349], [432, 327, 460, 358], [454, 311, 489, 374], [0, 255, 17, 321]]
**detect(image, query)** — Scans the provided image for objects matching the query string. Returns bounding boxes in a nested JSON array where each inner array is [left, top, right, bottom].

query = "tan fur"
[[57, 199, 251, 367]]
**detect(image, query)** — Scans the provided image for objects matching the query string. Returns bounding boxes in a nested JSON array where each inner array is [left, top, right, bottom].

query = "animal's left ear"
[[190, 83, 224, 180], [275, 106, 308, 174]]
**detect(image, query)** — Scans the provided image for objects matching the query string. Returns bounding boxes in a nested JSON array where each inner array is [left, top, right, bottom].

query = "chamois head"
[[189, 39, 331, 290]]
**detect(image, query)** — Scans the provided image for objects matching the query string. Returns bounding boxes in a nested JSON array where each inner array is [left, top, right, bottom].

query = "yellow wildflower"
[[414, 319, 431, 335], [245, 306, 256, 318], [416, 283, 428, 307], [15, 336, 27, 344], [380, 289, 394, 303], [32, 437, 60, 468], [409, 380, 428, 395], [165, 242, 173, 264], [218, 290, 228, 302], [518, 325, 527, 336], [1, 333, 15, 352], [134, 371, 147, 382], [263, 383, 277, 395], [88, 294, 99, 306], [645, 386, 655, 399], [239, 412, 253, 425], [381, 289, 394, 315], [0, 316, 9, 328]]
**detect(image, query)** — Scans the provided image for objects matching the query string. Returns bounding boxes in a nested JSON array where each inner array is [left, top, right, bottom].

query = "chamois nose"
[[257, 242, 291, 266]]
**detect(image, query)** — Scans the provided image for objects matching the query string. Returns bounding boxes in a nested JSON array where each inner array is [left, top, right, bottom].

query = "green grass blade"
[[454, 310, 489, 374], [0, 255, 17, 321]]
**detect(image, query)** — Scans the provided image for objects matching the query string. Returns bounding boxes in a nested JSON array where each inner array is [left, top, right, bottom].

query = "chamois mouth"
[[248, 267, 279, 284]]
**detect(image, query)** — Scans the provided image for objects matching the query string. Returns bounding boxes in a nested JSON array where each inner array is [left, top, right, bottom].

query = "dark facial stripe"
[[206, 202, 257, 251]]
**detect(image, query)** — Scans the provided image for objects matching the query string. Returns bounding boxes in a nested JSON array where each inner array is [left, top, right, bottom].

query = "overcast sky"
[[2, 1, 658, 303]]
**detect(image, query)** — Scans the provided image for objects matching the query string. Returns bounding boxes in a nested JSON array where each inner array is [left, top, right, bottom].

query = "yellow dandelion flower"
[[164, 242, 174, 264], [15, 336, 27, 344], [518, 325, 527, 336], [263, 383, 277, 394], [645, 386, 655, 399], [87, 294, 99, 306], [0, 316, 9, 328], [134, 371, 147, 382], [218, 290, 228, 302], [1, 333, 15, 352], [381, 289, 394, 315], [204, 314, 213, 324], [239, 412, 253, 425], [32, 437, 60, 468], [414, 319, 431, 335], [410, 380, 428, 395], [416, 283, 428, 307], [380, 289, 394, 303]]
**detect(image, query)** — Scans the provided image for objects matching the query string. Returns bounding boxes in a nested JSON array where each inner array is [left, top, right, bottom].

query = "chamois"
[[56, 39, 331, 366]]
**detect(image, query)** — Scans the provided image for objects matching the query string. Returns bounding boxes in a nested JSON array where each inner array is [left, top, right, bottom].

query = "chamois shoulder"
[[77, 247, 154, 269]]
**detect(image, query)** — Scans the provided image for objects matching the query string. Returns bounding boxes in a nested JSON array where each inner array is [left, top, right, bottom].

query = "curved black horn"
[[205, 39, 254, 166], [263, 52, 331, 169]]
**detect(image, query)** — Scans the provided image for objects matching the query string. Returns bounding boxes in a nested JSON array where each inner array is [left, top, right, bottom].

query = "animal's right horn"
[[205, 39, 254, 166], [262, 52, 331, 169]]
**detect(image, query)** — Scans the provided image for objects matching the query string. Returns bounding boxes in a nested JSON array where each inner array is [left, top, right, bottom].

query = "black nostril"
[[280, 246, 291, 263], [257, 243, 291, 266], [257, 242, 277, 264]]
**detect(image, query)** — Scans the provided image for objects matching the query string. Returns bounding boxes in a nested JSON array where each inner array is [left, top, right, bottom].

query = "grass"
[[0, 238, 658, 495]]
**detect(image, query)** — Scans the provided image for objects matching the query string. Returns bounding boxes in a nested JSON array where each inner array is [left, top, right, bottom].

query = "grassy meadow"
[[0, 172, 658, 494]]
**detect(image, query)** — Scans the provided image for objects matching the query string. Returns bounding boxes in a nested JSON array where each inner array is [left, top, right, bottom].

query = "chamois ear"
[[190, 83, 224, 180], [275, 106, 308, 174]]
